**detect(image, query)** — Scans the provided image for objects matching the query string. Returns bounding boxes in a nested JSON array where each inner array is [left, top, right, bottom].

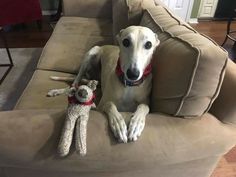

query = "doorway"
[[159, 0, 194, 22]]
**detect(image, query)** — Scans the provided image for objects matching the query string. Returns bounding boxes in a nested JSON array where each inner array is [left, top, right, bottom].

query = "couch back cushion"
[[63, 0, 112, 19], [112, 0, 156, 38], [140, 6, 228, 117]]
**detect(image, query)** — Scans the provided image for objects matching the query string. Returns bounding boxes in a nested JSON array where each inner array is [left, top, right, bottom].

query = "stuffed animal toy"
[[47, 80, 98, 156]]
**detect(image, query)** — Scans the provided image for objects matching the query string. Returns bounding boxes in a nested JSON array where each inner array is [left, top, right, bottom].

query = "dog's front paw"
[[128, 114, 146, 142], [47, 89, 60, 97], [109, 113, 128, 143]]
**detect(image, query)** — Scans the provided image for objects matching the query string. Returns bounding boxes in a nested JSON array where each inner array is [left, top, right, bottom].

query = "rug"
[[0, 48, 42, 111]]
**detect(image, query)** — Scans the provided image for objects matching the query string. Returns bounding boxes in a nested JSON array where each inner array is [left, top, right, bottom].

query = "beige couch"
[[0, 0, 236, 177]]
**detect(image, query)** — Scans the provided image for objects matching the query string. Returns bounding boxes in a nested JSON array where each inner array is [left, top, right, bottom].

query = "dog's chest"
[[98, 73, 152, 112], [118, 87, 137, 112]]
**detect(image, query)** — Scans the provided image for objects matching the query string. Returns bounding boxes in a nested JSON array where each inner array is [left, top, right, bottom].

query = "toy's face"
[[75, 85, 93, 103]]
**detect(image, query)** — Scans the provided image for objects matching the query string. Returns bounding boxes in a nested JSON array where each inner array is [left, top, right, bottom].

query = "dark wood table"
[[222, 9, 236, 46]]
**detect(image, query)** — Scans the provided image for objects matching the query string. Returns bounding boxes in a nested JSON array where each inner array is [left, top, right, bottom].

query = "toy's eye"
[[144, 41, 152, 49], [122, 38, 130, 47]]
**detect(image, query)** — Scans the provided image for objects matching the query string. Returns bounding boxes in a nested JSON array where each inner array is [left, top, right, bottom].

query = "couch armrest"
[[62, 0, 112, 19], [209, 59, 236, 125], [0, 109, 235, 172]]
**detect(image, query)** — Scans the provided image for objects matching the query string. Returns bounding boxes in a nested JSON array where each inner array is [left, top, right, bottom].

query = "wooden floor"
[[192, 20, 236, 61], [0, 18, 236, 177]]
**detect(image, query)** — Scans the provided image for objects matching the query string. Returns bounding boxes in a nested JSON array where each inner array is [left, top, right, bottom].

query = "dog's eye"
[[122, 38, 130, 48], [144, 41, 152, 49]]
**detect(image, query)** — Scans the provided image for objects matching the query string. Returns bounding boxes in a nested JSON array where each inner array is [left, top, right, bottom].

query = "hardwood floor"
[[0, 17, 236, 177], [192, 20, 236, 61]]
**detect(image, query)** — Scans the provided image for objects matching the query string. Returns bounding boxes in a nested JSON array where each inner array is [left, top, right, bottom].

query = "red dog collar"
[[115, 58, 152, 87]]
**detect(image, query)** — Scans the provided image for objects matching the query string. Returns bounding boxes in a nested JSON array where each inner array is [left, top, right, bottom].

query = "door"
[[159, 0, 194, 21], [198, 0, 219, 18]]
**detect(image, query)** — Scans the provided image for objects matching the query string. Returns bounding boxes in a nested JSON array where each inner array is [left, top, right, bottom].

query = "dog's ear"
[[116, 29, 124, 44], [155, 33, 160, 47]]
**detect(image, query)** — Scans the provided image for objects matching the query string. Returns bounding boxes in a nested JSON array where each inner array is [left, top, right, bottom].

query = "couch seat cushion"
[[0, 109, 235, 172], [15, 70, 75, 110], [140, 6, 228, 117], [37, 17, 113, 74]]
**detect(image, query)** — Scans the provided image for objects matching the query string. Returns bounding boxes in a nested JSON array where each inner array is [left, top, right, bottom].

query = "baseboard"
[[188, 18, 199, 24], [42, 10, 57, 16]]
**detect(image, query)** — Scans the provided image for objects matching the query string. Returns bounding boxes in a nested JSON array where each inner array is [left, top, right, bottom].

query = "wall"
[[191, 0, 201, 18], [40, 0, 58, 11]]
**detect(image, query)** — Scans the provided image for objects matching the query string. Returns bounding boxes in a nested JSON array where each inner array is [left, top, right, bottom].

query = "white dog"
[[48, 26, 160, 143]]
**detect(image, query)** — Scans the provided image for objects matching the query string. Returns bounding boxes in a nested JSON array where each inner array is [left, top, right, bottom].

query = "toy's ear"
[[88, 80, 98, 91]]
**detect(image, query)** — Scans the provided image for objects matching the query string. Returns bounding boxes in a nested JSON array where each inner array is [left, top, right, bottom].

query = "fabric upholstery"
[[0, 109, 235, 174], [15, 70, 74, 110], [112, 0, 156, 37], [0, 168, 6, 177], [210, 59, 236, 125], [140, 6, 228, 117], [53, 17, 113, 36], [37, 17, 113, 74], [0, 156, 221, 177], [62, 0, 112, 19]]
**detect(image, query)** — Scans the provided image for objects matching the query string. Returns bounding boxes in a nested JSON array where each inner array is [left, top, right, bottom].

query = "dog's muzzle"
[[116, 58, 152, 87], [126, 67, 140, 81]]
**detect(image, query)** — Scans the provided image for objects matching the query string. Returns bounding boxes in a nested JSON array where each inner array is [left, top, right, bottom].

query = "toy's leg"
[[128, 104, 149, 142], [75, 115, 89, 156], [58, 105, 78, 157], [102, 102, 128, 143]]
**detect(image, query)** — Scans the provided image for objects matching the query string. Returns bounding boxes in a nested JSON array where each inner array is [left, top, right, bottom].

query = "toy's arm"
[[91, 103, 96, 109]]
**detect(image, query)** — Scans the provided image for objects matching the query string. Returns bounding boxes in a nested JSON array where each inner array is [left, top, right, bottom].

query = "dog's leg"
[[50, 76, 75, 82], [72, 46, 101, 87], [47, 87, 75, 97], [75, 114, 89, 156], [128, 104, 149, 142], [47, 88, 68, 97], [58, 105, 78, 157], [103, 102, 128, 143]]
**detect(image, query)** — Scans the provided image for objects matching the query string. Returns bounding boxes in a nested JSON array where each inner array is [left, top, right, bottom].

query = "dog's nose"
[[126, 68, 140, 80]]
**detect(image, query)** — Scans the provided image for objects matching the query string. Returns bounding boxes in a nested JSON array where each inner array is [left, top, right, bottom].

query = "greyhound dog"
[[47, 26, 160, 143]]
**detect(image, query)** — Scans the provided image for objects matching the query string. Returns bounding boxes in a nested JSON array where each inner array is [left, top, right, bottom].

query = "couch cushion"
[[0, 109, 235, 172], [15, 70, 74, 110], [37, 17, 113, 74], [112, 0, 156, 38], [140, 6, 228, 117], [63, 0, 112, 19], [53, 17, 113, 36]]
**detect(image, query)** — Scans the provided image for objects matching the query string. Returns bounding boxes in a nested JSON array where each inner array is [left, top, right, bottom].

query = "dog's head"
[[116, 26, 160, 81]]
